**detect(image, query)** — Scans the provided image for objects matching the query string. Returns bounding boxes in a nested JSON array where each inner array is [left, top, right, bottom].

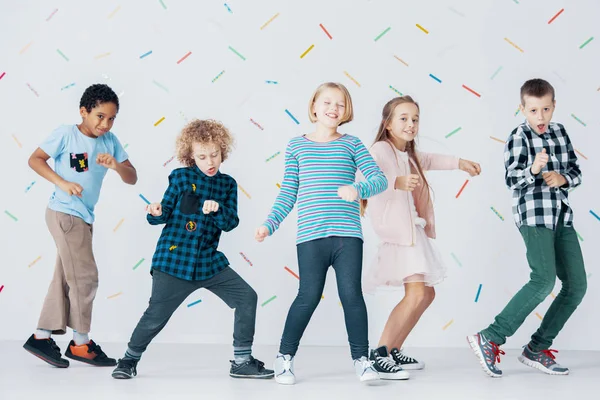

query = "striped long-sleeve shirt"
[[263, 134, 388, 244]]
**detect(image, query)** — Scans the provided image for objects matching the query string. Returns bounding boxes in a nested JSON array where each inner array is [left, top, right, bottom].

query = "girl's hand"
[[459, 159, 482, 177], [395, 174, 420, 191], [255, 226, 269, 242], [146, 202, 162, 216], [337, 185, 359, 202]]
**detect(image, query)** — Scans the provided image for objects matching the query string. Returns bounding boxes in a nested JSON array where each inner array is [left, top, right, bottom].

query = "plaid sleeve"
[[504, 131, 536, 191], [263, 143, 299, 235], [210, 178, 239, 232], [352, 138, 388, 199], [148, 170, 181, 225], [560, 130, 582, 188]]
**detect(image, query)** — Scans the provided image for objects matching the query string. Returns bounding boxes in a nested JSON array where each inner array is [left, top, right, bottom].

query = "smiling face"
[[192, 141, 222, 177], [386, 102, 420, 150], [311, 87, 348, 129], [520, 94, 555, 135], [79, 101, 118, 138]]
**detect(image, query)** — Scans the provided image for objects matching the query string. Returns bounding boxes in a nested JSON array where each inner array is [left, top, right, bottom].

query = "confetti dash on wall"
[[266, 151, 280, 162], [343, 71, 361, 87], [19, 42, 33, 54], [491, 207, 504, 221], [490, 66, 503, 80], [12, 135, 22, 148], [276, 183, 281, 189], [159, 0, 167, 10], [228, 46, 246, 60], [462, 84, 481, 98], [590, 210, 600, 222], [394, 56, 409, 66], [154, 117, 165, 126], [442, 319, 454, 330], [490, 136, 506, 144], [450, 253, 462, 267], [153, 80, 169, 93], [429, 73, 442, 83], [27, 83, 40, 97], [4, 210, 18, 222], [212, 70, 225, 83], [260, 12, 280, 30], [319, 23, 332, 39], [389, 85, 403, 96], [284, 266, 300, 280], [474, 284, 483, 302], [113, 218, 125, 232], [535, 312, 543, 321], [133, 258, 145, 270], [455, 179, 469, 198], [575, 149, 587, 160], [445, 127, 461, 139], [576, 231, 584, 241], [504, 38, 524, 53], [163, 155, 175, 167], [415, 24, 429, 34], [107, 292, 122, 299], [56, 49, 69, 61], [285, 109, 300, 125], [177, 51, 192, 64], [250, 118, 264, 130], [0, 72, 5, 80], [140, 50, 153, 59], [571, 114, 586, 126], [61, 83, 76, 91], [25, 181, 36, 193], [28, 256, 42, 268], [46, 9, 58, 21], [514, 107, 520, 116], [261, 295, 277, 307], [265, 80, 278, 84], [224, 3, 233, 13], [238, 184, 251, 199], [187, 299, 202, 307], [0, 285, 3, 293], [579, 37, 594, 50], [108, 6, 121, 19], [300, 44, 315, 59], [550, 292, 556, 299], [139, 194, 151, 205], [374, 27, 391, 41], [94, 52, 111, 60], [548, 8, 565, 24], [239, 252, 253, 266]]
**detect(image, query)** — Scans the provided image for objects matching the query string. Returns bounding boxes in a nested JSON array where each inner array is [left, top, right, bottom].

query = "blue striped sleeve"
[[263, 144, 299, 235], [352, 138, 388, 199]]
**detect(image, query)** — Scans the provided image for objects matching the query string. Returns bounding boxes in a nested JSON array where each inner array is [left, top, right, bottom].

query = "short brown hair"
[[520, 79, 555, 105], [176, 119, 234, 167], [308, 82, 354, 125]]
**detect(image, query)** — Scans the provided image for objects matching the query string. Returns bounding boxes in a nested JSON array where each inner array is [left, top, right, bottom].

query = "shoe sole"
[[65, 352, 117, 367], [466, 335, 502, 378], [230, 373, 274, 379], [23, 344, 69, 368], [517, 355, 569, 375], [379, 372, 410, 380], [275, 375, 296, 385], [396, 362, 425, 370], [112, 371, 135, 379]]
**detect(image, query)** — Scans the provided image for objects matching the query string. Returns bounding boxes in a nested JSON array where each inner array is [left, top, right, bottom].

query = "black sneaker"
[[390, 347, 425, 370], [65, 340, 117, 366], [229, 356, 274, 379], [112, 358, 139, 379], [370, 346, 410, 380], [23, 334, 69, 368]]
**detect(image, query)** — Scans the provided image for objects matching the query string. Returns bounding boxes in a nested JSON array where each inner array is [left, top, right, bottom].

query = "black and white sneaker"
[[390, 348, 425, 370], [111, 358, 138, 379], [230, 356, 274, 379], [370, 346, 410, 380]]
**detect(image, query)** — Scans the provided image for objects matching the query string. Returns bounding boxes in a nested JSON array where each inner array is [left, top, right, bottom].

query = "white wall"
[[1, 0, 598, 351]]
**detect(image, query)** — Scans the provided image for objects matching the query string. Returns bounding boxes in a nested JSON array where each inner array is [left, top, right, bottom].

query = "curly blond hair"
[[176, 119, 234, 167]]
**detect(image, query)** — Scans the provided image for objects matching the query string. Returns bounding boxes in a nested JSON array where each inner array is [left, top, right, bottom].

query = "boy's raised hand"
[[531, 148, 549, 175], [146, 202, 162, 216]]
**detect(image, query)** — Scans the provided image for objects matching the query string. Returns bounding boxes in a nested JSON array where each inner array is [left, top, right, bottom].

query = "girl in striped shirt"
[[255, 82, 388, 384]]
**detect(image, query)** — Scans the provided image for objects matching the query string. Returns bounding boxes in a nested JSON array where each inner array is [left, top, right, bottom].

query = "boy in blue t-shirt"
[[23, 84, 137, 368]]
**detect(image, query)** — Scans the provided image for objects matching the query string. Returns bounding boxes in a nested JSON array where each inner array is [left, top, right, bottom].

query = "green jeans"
[[482, 215, 586, 351]]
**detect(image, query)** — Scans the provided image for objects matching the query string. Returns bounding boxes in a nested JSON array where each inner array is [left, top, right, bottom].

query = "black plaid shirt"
[[504, 122, 582, 230], [148, 166, 239, 281]]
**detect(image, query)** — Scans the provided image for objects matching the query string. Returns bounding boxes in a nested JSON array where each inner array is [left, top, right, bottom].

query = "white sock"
[[73, 331, 90, 346], [35, 329, 51, 340]]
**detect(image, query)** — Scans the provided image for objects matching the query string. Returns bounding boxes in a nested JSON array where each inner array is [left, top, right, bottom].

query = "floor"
[[0, 341, 597, 399]]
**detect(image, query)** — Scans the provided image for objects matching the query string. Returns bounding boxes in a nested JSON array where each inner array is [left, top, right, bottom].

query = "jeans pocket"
[[57, 212, 74, 234]]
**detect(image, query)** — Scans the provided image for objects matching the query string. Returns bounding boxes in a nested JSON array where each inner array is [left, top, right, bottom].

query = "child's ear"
[[79, 106, 88, 118], [519, 103, 525, 114]]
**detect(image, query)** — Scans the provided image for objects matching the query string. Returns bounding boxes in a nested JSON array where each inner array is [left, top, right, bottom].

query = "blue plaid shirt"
[[148, 166, 239, 281]]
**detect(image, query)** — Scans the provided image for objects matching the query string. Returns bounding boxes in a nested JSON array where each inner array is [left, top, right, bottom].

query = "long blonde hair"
[[360, 96, 431, 216]]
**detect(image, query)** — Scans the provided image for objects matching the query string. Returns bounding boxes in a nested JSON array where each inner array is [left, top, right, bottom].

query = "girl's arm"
[[262, 145, 299, 235], [417, 151, 459, 171], [353, 139, 388, 199], [147, 170, 181, 225]]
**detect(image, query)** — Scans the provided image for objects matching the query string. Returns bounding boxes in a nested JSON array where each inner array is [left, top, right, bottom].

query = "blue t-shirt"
[[40, 124, 128, 224]]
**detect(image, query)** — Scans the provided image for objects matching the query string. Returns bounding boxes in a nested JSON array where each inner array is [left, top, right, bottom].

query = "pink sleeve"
[[370, 142, 397, 199], [418, 152, 459, 171]]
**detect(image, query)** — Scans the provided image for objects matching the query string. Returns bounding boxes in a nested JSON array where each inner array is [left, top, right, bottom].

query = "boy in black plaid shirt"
[[112, 119, 273, 380], [468, 79, 586, 377]]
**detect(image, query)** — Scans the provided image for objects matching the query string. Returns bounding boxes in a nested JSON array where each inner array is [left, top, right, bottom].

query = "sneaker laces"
[[376, 355, 400, 372], [490, 342, 505, 364], [87, 340, 109, 360], [48, 338, 62, 357], [395, 351, 416, 363], [541, 349, 558, 360], [280, 357, 292, 372]]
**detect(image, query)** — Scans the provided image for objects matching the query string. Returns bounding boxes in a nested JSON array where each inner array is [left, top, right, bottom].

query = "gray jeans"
[[128, 267, 257, 354]]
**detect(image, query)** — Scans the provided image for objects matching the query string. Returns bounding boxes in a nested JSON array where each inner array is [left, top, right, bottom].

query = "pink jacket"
[[367, 141, 459, 246]]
